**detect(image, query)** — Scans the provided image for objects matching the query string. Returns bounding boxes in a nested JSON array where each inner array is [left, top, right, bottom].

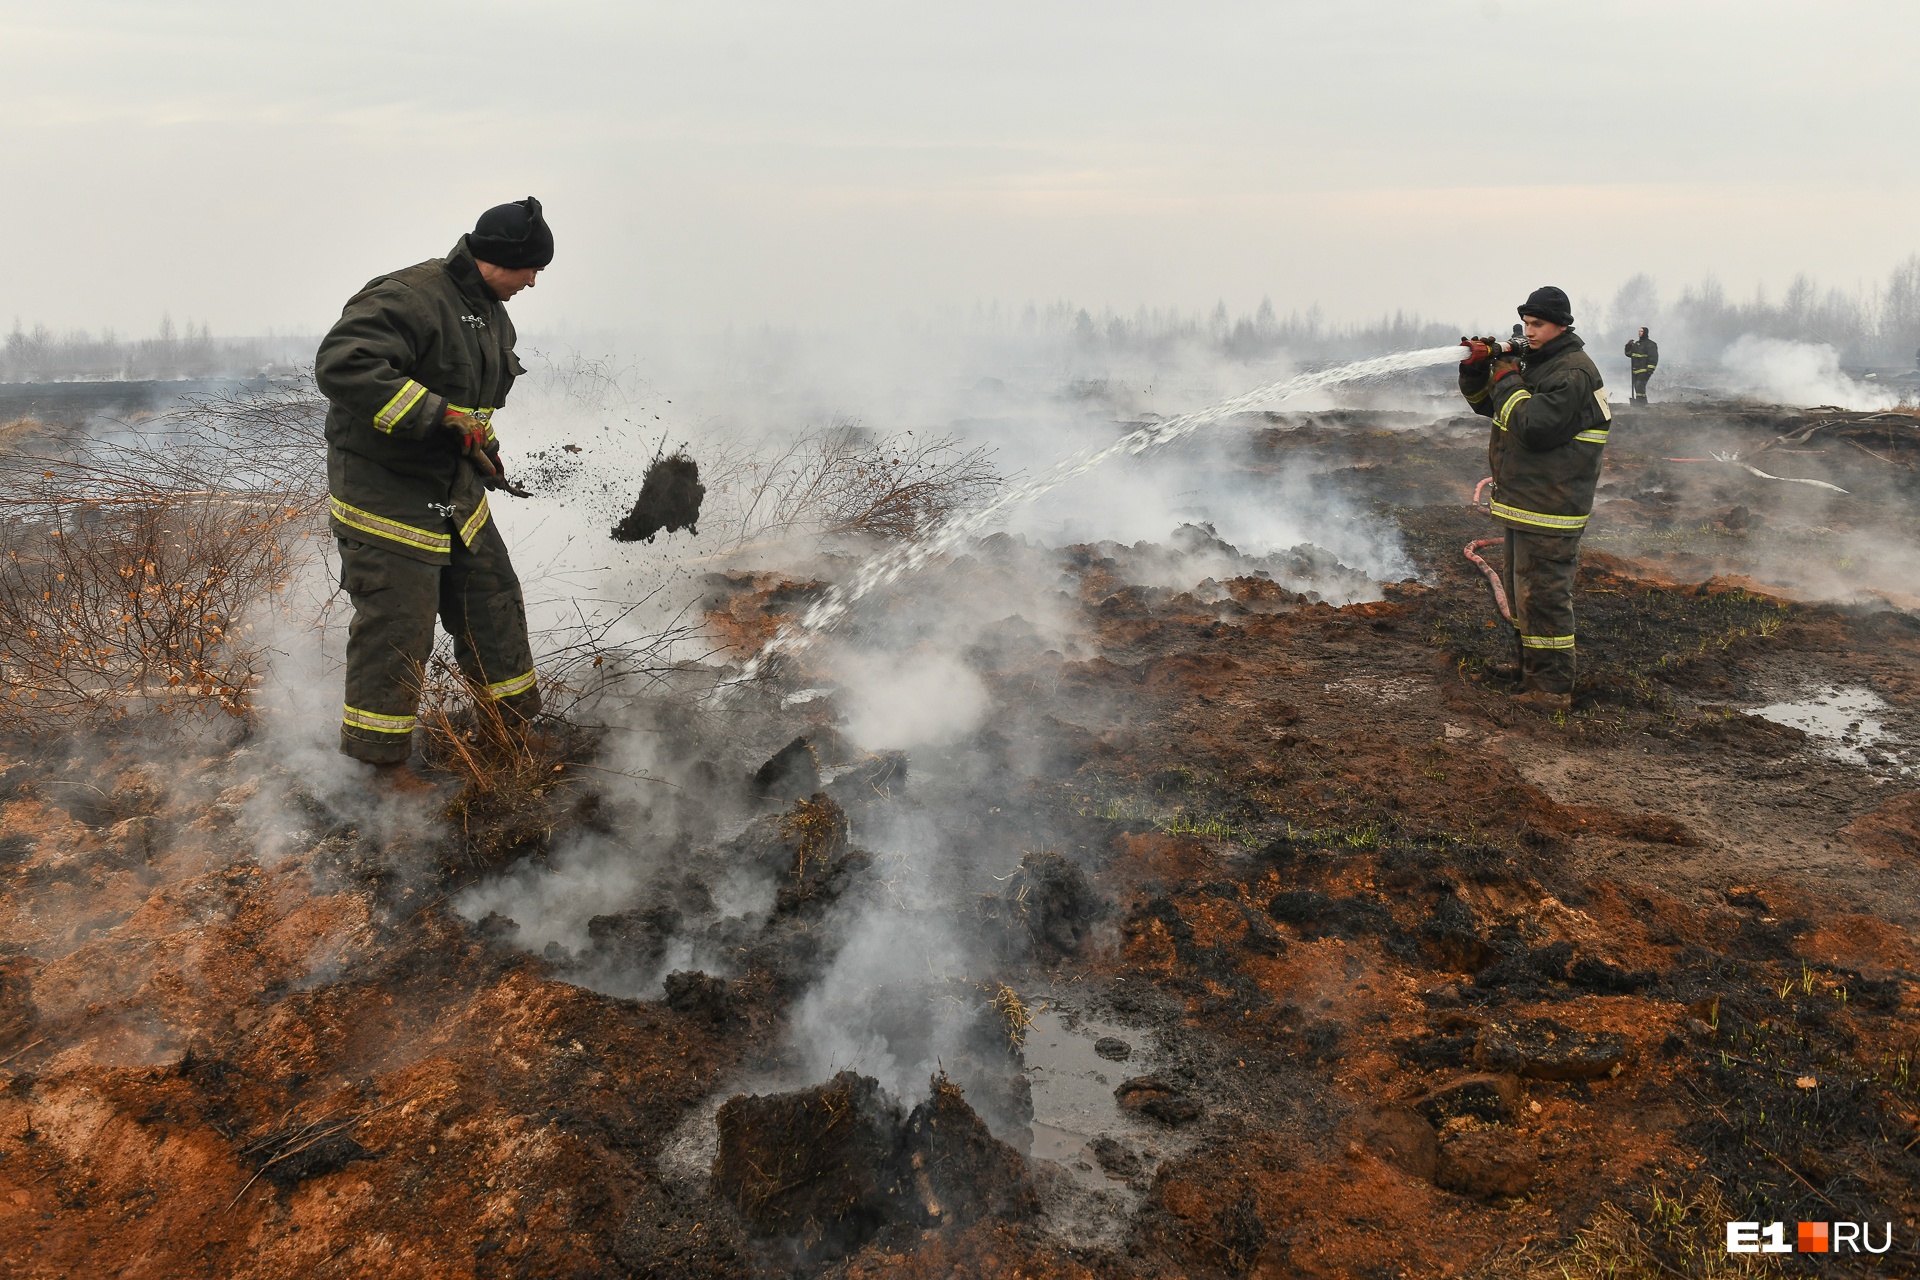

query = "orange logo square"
[[1797, 1222, 1828, 1253]]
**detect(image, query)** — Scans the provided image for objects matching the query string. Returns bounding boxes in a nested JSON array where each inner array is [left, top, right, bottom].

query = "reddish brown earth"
[[3, 400, 1919, 1277]]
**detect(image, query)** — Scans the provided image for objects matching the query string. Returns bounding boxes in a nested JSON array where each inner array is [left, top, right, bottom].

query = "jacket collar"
[[444, 237, 500, 311], [1525, 329, 1583, 365]]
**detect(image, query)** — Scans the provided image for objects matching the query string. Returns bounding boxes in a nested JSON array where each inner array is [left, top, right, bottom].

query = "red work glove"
[[444, 408, 489, 454], [1489, 357, 1522, 384]]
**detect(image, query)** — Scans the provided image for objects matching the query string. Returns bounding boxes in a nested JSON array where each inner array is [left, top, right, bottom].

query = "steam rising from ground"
[[202, 313, 1913, 1134], [835, 651, 990, 751], [1717, 338, 1900, 411], [416, 331, 1459, 1122]]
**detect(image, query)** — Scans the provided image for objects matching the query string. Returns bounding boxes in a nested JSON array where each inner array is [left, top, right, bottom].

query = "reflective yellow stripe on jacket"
[[1493, 389, 1532, 430], [373, 380, 429, 433], [1577, 388, 1613, 444], [1489, 500, 1589, 533], [343, 704, 417, 734], [485, 669, 537, 700], [328, 494, 453, 555], [459, 494, 492, 547]]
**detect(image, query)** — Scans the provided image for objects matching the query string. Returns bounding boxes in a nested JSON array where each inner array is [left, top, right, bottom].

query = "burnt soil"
[[3, 400, 1919, 1277]]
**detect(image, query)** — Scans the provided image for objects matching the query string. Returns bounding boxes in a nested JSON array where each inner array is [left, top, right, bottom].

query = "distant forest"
[[7, 253, 1918, 383], [1, 316, 313, 383], [970, 253, 1920, 371]]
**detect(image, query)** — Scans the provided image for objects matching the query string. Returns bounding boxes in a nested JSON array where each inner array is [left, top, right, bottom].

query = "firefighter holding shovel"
[[315, 198, 552, 790]]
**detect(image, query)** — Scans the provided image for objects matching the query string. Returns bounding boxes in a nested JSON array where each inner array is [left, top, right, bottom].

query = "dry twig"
[[701, 422, 999, 548]]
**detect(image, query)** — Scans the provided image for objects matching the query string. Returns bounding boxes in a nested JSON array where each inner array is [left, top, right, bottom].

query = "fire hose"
[[1463, 478, 1514, 624], [1658, 453, 1848, 493]]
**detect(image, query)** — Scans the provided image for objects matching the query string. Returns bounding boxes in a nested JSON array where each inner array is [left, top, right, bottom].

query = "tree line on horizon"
[[8, 253, 1918, 384]]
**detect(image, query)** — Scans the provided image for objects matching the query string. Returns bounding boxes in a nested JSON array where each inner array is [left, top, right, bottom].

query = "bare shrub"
[[414, 588, 713, 868], [705, 421, 999, 548], [0, 380, 326, 734], [517, 345, 650, 415]]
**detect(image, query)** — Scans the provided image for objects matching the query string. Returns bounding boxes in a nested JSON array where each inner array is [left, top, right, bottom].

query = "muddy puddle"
[[1026, 1007, 1152, 1182], [1747, 684, 1912, 773]]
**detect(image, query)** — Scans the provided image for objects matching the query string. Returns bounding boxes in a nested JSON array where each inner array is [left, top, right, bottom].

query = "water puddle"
[[1022, 1006, 1171, 1190], [1746, 685, 1910, 773]]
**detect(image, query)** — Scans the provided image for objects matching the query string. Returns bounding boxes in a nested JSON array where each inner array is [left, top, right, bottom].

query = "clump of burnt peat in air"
[[612, 453, 705, 543]]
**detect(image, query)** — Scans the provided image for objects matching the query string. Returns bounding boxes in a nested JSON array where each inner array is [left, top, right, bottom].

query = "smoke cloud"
[[1718, 337, 1899, 411]]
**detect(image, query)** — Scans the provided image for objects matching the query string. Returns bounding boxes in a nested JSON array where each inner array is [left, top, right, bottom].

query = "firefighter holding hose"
[[314, 198, 552, 790], [1459, 286, 1611, 713]]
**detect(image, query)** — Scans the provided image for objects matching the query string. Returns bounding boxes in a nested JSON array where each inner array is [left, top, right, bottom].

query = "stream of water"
[[722, 343, 1466, 688]]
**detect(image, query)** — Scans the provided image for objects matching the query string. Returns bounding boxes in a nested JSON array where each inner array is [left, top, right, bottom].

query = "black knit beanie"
[[1517, 285, 1573, 328], [469, 196, 554, 270]]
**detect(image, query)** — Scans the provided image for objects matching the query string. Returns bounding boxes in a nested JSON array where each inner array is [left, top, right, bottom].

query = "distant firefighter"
[[1459, 286, 1612, 714], [314, 198, 554, 791], [1624, 327, 1659, 404]]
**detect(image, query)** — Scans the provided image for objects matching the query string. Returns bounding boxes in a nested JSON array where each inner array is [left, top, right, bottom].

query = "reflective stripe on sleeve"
[[1575, 429, 1611, 444], [1463, 385, 1490, 405], [1493, 388, 1533, 431], [343, 705, 417, 734], [485, 669, 538, 700], [1489, 500, 1589, 532], [329, 494, 453, 554], [373, 380, 429, 432], [1519, 633, 1576, 650], [458, 494, 492, 547]]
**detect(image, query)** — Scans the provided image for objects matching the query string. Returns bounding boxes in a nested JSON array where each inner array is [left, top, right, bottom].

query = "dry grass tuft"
[[780, 793, 850, 879], [414, 657, 601, 869], [982, 982, 1038, 1052], [1486, 1181, 1783, 1279]]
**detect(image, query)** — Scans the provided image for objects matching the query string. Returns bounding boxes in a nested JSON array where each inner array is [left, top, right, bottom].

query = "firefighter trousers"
[[1502, 528, 1581, 695], [1631, 372, 1652, 404], [336, 522, 539, 764]]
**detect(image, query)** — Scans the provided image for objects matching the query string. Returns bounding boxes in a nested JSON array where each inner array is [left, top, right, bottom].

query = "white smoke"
[[835, 650, 991, 751], [1717, 337, 1898, 411]]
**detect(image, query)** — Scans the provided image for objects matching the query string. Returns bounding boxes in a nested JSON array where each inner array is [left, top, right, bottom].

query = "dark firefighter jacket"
[[315, 236, 525, 564], [1459, 330, 1611, 537], [1625, 336, 1659, 376]]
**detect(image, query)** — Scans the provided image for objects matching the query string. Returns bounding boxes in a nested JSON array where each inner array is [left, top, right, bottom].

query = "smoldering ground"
[[5, 315, 1920, 1277], [443, 331, 1433, 1089]]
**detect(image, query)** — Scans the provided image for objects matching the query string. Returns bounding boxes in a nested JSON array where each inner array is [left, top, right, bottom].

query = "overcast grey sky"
[[3, 0, 1915, 337]]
